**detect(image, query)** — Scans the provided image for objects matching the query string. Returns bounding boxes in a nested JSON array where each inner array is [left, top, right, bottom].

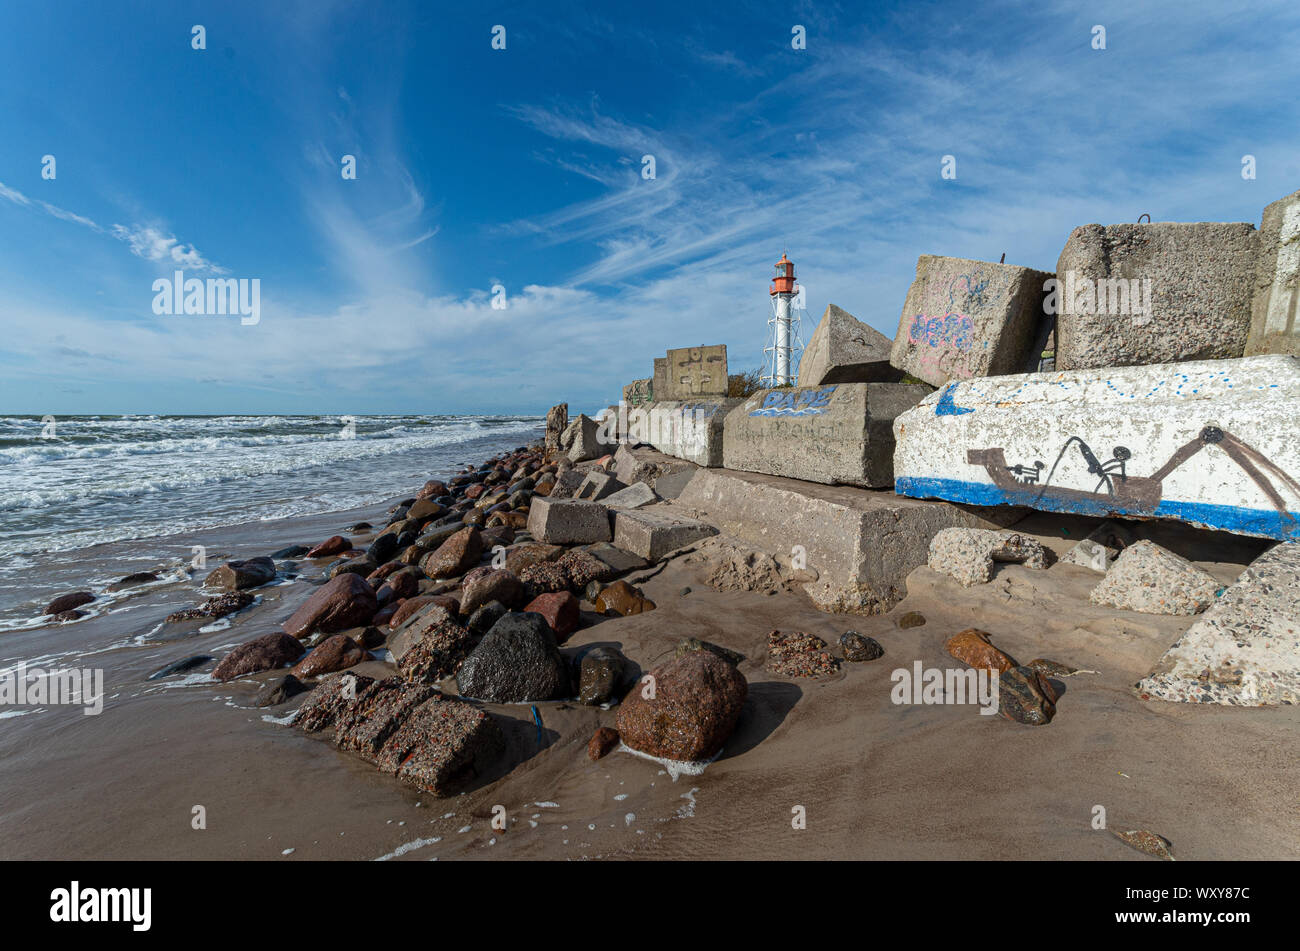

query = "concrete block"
[[602, 481, 658, 510], [547, 468, 586, 500], [652, 357, 667, 401], [890, 255, 1051, 386], [927, 528, 1047, 586], [525, 497, 611, 545], [626, 398, 738, 467], [575, 470, 627, 501], [1247, 188, 1300, 358], [611, 508, 717, 561], [1056, 222, 1259, 369], [544, 403, 567, 452], [622, 378, 653, 407], [892, 355, 1300, 541], [559, 413, 603, 463], [798, 303, 903, 386], [676, 468, 1001, 614], [722, 382, 930, 488], [662, 345, 728, 399], [1138, 542, 1300, 705], [581, 542, 650, 575], [612, 444, 698, 499]]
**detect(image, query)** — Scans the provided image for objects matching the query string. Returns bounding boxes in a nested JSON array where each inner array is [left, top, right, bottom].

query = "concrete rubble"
[[798, 303, 902, 385], [1248, 188, 1300, 358]]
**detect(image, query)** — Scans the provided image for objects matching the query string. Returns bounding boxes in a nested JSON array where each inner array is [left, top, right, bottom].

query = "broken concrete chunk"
[[1089, 540, 1220, 616], [928, 528, 1047, 587], [611, 508, 717, 561], [798, 303, 902, 386], [525, 497, 612, 545], [1247, 188, 1300, 358]]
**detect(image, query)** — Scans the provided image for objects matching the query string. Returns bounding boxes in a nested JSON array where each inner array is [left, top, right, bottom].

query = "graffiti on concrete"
[[749, 385, 836, 417]]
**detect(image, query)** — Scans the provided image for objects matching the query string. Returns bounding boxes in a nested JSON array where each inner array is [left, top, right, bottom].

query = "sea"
[[0, 413, 544, 628]]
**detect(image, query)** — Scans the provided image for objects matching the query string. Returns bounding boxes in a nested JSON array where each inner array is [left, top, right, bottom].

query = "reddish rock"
[[519, 561, 569, 595], [419, 527, 483, 579], [766, 630, 841, 678], [999, 665, 1059, 725], [588, 726, 620, 760], [523, 591, 580, 640], [416, 480, 448, 501], [464, 484, 486, 500], [946, 628, 1018, 673], [307, 535, 350, 558], [44, 592, 95, 615], [291, 634, 369, 678], [376, 569, 420, 605], [282, 573, 379, 640], [616, 651, 747, 762], [368, 561, 405, 582], [595, 580, 656, 616], [397, 618, 478, 684], [213, 632, 305, 682], [371, 603, 400, 627], [504, 543, 564, 575], [460, 569, 523, 616], [389, 596, 436, 629], [203, 557, 276, 591], [555, 549, 616, 590], [428, 594, 461, 615], [166, 591, 255, 623]]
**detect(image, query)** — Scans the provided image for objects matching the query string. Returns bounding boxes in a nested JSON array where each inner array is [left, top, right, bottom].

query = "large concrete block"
[[1247, 188, 1300, 358], [662, 345, 728, 399], [893, 355, 1300, 541], [798, 303, 902, 386], [1138, 542, 1300, 705], [544, 403, 567, 452], [1056, 222, 1259, 369], [721, 383, 930, 488], [611, 508, 717, 561], [525, 497, 611, 545], [622, 378, 653, 407], [626, 399, 738, 467], [612, 444, 697, 499], [890, 255, 1051, 386], [676, 468, 999, 614], [652, 357, 667, 401]]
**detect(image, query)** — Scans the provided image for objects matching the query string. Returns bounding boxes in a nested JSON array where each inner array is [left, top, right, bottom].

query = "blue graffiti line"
[[751, 385, 836, 417], [908, 311, 973, 352], [934, 384, 974, 416]]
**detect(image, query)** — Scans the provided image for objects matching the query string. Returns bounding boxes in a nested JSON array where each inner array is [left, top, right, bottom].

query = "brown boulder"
[[998, 665, 1059, 725], [595, 580, 656, 616], [389, 595, 436, 629], [416, 480, 448, 501], [945, 628, 1018, 673], [615, 651, 747, 761], [282, 573, 379, 639], [291, 634, 369, 678], [44, 592, 95, 615], [306, 535, 350, 558], [588, 726, 620, 760], [203, 557, 276, 591], [213, 632, 305, 682], [376, 569, 420, 605], [523, 591, 580, 640], [504, 543, 564, 575], [459, 569, 523, 616], [419, 527, 483, 579]]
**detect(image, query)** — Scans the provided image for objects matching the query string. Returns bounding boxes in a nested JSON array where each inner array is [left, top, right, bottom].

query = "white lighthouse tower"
[[763, 252, 804, 386]]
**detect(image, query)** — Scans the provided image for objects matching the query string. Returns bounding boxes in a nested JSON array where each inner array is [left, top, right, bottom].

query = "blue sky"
[[1, 0, 1298, 416]]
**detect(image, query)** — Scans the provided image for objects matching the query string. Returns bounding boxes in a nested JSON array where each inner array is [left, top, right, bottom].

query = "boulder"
[[545, 403, 568, 452], [165, 591, 254, 623], [927, 528, 1047, 587], [374, 694, 504, 796], [840, 631, 884, 662], [998, 665, 1059, 725], [504, 543, 564, 575], [213, 632, 305, 682], [456, 612, 571, 702], [44, 592, 95, 615], [1089, 540, 1219, 615], [615, 651, 748, 761], [459, 568, 523, 616], [290, 634, 369, 678], [945, 628, 1018, 673], [588, 726, 620, 760], [798, 303, 903, 385], [282, 573, 379, 639], [106, 571, 159, 591], [396, 616, 477, 684], [765, 630, 841, 678], [578, 646, 627, 705], [594, 580, 656, 616], [203, 557, 276, 591], [253, 674, 308, 707], [419, 526, 483, 579], [523, 590, 580, 640], [306, 535, 350, 558]]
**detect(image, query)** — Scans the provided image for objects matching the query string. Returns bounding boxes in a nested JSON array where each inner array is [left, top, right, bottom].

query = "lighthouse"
[[763, 252, 804, 386]]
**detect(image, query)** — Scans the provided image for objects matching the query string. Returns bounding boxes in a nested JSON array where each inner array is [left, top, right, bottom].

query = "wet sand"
[[1, 493, 1296, 861]]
